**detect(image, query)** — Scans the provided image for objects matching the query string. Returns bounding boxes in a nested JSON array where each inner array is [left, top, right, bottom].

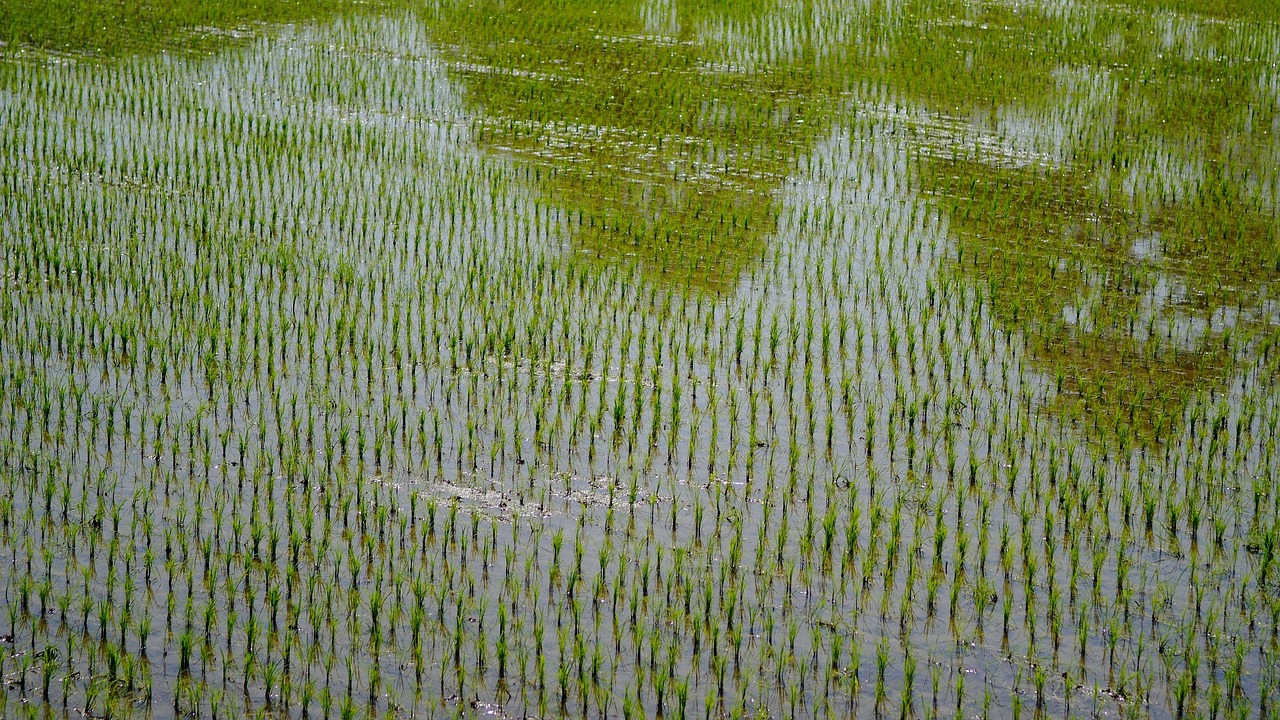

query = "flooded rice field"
[[1, 0, 1279, 717]]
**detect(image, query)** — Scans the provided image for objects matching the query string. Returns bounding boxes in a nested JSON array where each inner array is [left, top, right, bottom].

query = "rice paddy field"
[[2, 0, 1279, 717]]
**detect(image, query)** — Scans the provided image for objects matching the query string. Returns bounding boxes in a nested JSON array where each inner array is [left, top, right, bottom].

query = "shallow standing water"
[[1, 0, 1279, 718]]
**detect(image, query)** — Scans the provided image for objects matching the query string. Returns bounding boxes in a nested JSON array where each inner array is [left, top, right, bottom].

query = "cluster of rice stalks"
[[0, 0, 1277, 718]]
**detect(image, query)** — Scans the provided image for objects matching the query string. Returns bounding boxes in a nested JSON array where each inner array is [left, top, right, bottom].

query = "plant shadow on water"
[[432, 0, 1280, 444], [431, 0, 850, 293], [885, 0, 1280, 448], [0, 0, 366, 55]]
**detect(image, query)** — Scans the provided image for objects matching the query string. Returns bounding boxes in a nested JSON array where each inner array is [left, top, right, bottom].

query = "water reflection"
[[7, 0, 1274, 444], [433, 0, 1278, 444], [883, 0, 1280, 446], [0, 0, 363, 54], [430, 0, 846, 291]]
